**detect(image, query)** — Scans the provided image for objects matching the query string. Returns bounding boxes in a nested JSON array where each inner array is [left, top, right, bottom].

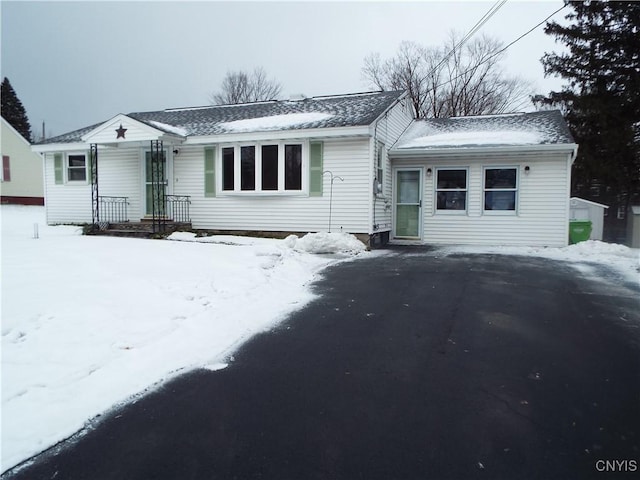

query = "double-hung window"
[[484, 167, 518, 213], [375, 141, 384, 194], [222, 147, 234, 191], [436, 168, 467, 213], [220, 142, 304, 193], [240, 146, 256, 191], [261, 145, 278, 190], [67, 154, 87, 182], [284, 144, 302, 190]]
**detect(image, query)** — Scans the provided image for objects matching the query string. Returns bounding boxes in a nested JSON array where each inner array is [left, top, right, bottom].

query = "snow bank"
[[289, 232, 367, 254], [168, 231, 367, 255], [167, 231, 280, 247], [0, 206, 365, 472], [439, 240, 639, 286]]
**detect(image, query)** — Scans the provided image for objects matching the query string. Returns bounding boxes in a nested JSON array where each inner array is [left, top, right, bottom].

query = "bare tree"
[[362, 33, 533, 118], [211, 67, 282, 105]]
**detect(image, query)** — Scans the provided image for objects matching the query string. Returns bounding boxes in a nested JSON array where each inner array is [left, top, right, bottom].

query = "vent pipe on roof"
[[289, 94, 307, 101]]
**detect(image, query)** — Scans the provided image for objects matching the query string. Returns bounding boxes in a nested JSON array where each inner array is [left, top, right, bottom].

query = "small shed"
[[627, 205, 640, 248], [569, 197, 608, 241]]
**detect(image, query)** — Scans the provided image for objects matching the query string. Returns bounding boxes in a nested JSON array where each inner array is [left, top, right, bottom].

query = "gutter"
[[389, 143, 580, 159]]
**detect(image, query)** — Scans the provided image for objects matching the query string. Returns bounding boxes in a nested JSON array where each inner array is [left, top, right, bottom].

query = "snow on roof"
[[394, 110, 574, 150], [400, 130, 542, 148], [570, 197, 609, 209], [218, 112, 334, 133], [147, 120, 188, 137], [38, 90, 405, 144]]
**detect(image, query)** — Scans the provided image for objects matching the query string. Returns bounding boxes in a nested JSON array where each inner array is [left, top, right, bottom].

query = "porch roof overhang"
[[389, 143, 579, 162], [32, 114, 186, 154]]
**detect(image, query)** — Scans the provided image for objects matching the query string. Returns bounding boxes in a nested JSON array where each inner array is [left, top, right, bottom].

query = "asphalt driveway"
[[4, 249, 639, 480]]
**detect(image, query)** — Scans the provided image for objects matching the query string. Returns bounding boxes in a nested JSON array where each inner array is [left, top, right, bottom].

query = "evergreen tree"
[[1, 77, 32, 142], [540, 1, 640, 241]]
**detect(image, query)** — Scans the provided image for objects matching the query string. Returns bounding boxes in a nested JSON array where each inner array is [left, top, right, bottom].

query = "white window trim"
[[483, 166, 519, 216], [66, 153, 88, 184], [217, 140, 309, 196], [435, 167, 468, 215]]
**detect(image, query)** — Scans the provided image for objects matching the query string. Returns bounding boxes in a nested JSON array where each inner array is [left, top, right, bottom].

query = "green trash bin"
[[569, 220, 592, 244]]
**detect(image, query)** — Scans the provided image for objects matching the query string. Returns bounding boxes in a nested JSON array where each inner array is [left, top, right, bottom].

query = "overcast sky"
[[1, 0, 570, 138]]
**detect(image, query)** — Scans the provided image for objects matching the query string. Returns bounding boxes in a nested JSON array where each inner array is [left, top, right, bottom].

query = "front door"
[[145, 151, 167, 216], [394, 169, 422, 239]]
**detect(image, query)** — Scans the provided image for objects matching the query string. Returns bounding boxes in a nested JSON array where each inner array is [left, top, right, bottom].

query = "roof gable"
[[1, 117, 31, 146], [81, 114, 185, 144]]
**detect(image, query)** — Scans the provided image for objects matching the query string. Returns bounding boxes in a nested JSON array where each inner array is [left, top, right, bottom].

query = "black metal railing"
[[165, 195, 191, 223], [98, 196, 129, 223]]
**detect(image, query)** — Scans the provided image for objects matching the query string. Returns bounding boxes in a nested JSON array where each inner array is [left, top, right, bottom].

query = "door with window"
[[394, 169, 422, 239], [145, 151, 168, 216]]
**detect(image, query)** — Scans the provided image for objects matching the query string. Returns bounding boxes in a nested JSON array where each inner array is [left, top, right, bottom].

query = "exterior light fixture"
[[426, 168, 433, 177], [524, 165, 531, 174]]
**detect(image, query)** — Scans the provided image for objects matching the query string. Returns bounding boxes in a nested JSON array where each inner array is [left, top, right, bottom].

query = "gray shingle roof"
[[394, 110, 575, 150], [39, 91, 406, 145]]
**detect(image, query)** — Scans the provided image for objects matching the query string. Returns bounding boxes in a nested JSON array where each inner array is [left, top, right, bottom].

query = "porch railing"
[[165, 195, 191, 223], [98, 196, 129, 224]]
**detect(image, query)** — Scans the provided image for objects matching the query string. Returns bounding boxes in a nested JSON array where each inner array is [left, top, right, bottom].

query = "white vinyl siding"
[[44, 152, 91, 224], [392, 152, 572, 247], [44, 149, 142, 224], [371, 97, 414, 233], [98, 150, 142, 220], [174, 138, 371, 233]]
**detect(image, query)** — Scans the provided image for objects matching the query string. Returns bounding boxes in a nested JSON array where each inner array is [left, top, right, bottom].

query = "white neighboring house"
[[389, 111, 578, 247], [1, 117, 44, 205], [33, 92, 578, 247], [569, 197, 608, 241]]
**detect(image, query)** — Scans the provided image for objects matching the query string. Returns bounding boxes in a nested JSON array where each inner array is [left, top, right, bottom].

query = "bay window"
[[220, 142, 304, 193]]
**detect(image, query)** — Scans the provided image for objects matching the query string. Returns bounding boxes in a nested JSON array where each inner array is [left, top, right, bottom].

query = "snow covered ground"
[[2, 205, 638, 473], [0, 205, 365, 472]]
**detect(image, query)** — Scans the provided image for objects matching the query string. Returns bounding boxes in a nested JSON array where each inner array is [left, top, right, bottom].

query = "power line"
[[428, 0, 509, 78], [432, 2, 569, 90]]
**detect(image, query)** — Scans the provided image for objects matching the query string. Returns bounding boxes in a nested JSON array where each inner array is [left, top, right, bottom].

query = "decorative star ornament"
[[115, 124, 127, 139]]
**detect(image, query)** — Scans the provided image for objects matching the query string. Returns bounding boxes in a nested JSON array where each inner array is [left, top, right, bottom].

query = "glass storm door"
[[145, 151, 167, 216], [395, 169, 422, 238]]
